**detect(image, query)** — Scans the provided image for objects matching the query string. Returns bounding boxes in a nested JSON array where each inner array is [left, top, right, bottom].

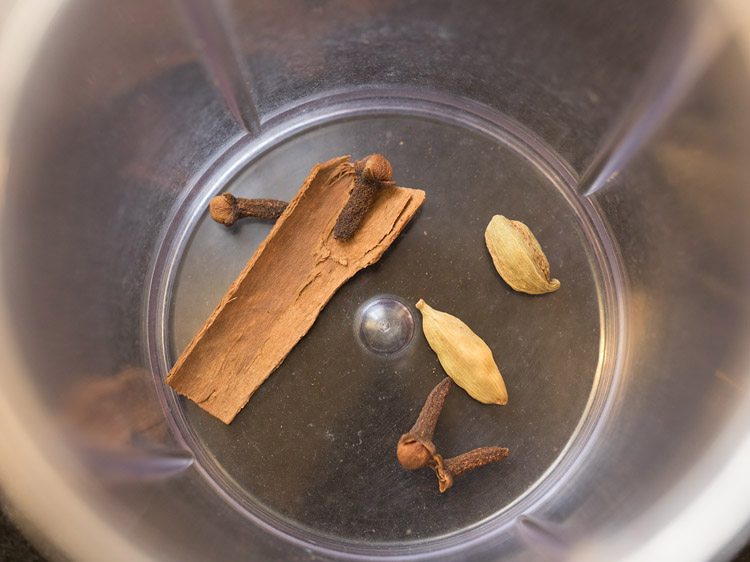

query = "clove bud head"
[[210, 193, 240, 226], [361, 154, 394, 184], [432, 455, 454, 493], [397, 434, 436, 470]]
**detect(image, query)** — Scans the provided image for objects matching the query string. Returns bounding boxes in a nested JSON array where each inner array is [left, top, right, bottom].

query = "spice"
[[168, 156, 425, 423], [484, 215, 560, 294], [416, 299, 508, 405], [209, 193, 288, 226], [333, 154, 396, 240], [432, 447, 509, 493], [397, 378, 510, 493], [396, 377, 451, 470]]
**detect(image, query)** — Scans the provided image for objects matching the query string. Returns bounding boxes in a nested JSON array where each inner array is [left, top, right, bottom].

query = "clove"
[[333, 154, 395, 241], [432, 447, 509, 493], [396, 377, 509, 493], [397, 377, 451, 470], [209, 193, 288, 226]]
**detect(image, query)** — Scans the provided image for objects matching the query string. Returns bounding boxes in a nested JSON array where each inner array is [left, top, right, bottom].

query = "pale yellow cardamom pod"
[[484, 215, 560, 295], [416, 299, 508, 405]]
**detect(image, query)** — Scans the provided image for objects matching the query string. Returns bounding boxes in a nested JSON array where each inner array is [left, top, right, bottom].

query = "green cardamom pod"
[[484, 215, 560, 295], [416, 299, 508, 405]]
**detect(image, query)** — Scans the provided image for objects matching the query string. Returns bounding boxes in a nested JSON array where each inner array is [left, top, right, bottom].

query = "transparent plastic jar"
[[1, 1, 749, 560]]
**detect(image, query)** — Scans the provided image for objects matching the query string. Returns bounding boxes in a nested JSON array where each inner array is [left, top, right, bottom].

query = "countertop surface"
[[1, 507, 46, 562]]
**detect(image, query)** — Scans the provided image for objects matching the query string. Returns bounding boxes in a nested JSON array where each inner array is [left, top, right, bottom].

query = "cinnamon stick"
[[167, 156, 426, 423]]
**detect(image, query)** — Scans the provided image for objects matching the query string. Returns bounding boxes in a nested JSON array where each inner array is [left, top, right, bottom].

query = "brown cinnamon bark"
[[167, 156, 426, 423]]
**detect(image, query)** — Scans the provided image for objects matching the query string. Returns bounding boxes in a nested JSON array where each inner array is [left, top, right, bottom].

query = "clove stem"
[[409, 377, 452, 441]]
